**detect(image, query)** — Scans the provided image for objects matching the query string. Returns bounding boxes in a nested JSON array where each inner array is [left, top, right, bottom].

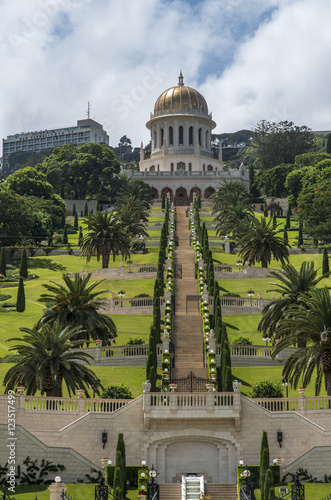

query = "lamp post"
[[263, 336, 271, 347], [239, 461, 253, 500], [147, 465, 159, 500], [118, 290, 125, 307]]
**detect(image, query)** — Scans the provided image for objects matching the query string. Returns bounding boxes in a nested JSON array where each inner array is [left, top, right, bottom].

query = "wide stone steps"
[[172, 367, 208, 379], [158, 483, 238, 500], [159, 483, 182, 500], [205, 483, 238, 500]]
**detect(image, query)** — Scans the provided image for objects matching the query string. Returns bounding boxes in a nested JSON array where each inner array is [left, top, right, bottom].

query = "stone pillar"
[[95, 339, 102, 363], [76, 389, 85, 413], [48, 481, 67, 500]]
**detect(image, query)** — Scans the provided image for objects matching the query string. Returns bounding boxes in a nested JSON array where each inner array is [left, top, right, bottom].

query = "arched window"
[[150, 165, 155, 172], [157, 165, 160, 171], [171, 163, 174, 171], [160, 128, 164, 147], [189, 163, 192, 171], [198, 128, 202, 146], [177, 162, 185, 170], [207, 164, 213, 171], [189, 126, 194, 145], [169, 126, 173, 146], [154, 131, 157, 149], [206, 130, 209, 148], [203, 164, 205, 171], [179, 126, 184, 145]]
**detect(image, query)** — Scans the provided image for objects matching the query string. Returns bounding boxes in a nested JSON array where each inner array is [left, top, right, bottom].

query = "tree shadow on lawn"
[[26, 258, 66, 272]]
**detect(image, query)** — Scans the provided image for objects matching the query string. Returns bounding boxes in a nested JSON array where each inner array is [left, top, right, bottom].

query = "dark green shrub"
[[74, 212, 78, 229], [127, 337, 144, 345], [63, 225, 68, 245], [84, 201, 88, 217], [252, 380, 283, 398], [232, 336, 252, 345], [101, 384, 133, 399], [323, 248, 329, 275]]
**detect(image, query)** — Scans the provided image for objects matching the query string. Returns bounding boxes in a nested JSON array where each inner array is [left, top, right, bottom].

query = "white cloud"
[[0, 0, 330, 157], [201, 0, 331, 133]]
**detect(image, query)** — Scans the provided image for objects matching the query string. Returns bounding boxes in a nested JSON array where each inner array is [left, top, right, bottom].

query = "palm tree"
[[214, 201, 254, 239], [272, 288, 331, 395], [117, 179, 152, 211], [81, 211, 131, 268], [4, 321, 103, 397], [258, 262, 330, 340], [237, 216, 289, 268], [211, 179, 250, 215], [36, 273, 117, 344]]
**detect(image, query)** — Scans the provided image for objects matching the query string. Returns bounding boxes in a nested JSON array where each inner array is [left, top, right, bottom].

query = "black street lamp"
[[147, 465, 159, 500]]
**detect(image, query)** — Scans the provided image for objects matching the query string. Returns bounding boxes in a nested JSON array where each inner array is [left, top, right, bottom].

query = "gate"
[[172, 371, 209, 392]]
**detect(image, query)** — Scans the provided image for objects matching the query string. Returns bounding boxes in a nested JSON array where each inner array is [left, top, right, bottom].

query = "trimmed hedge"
[[106, 465, 140, 487]]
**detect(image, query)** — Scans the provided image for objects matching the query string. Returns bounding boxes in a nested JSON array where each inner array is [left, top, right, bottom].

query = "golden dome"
[[153, 71, 209, 117]]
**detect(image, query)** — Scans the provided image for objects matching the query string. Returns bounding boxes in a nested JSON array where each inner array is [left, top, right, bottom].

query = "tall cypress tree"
[[84, 201, 89, 217], [286, 209, 291, 229], [264, 469, 274, 500], [283, 228, 288, 246], [96, 201, 100, 211], [323, 248, 330, 275], [74, 212, 78, 229], [16, 277, 25, 313], [61, 212, 66, 228], [113, 451, 123, 499], [19, 248, 28, 279], [298, 222, 303, 247], [161, 193, 166, 209], [78, 227, 83, 247], [116, 433, 127, 496], [72, 203, 76, 217], [63, 225, 68, 245], [0, 247, 6, 277], [260, 431, 270, 500]]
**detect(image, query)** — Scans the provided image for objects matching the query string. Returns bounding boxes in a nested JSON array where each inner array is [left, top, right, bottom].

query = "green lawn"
[[253, 483, 331, 500], [232, 366, 327, 398]]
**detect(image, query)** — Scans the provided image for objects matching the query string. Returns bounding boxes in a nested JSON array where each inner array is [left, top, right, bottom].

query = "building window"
[[198, 128, 202, 146], [179, 126, 184, 145], [177, 162, 185, 170], [169, 126, 173, 146], [203, 164, 205, 171], [154, 131, 157, 149], [189, 163, 192, 171], [206, 130, 209, 148], [189, 126, 194, 145], [150, 165, 155, 171], [207, 164, 213, 171], [171, 163, 174, 171], [160, 128, 164, 147]]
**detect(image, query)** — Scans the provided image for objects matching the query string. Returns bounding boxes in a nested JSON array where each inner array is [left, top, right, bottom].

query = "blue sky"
[[0, 0, 331, 151]]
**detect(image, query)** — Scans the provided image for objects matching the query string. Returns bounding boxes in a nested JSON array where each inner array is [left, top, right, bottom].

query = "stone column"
[[95, 339, 102, 363], [48, 481, 67, 500]]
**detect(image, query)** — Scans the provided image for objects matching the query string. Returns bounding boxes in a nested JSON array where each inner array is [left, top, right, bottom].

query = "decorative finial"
[[178, 69, 184, 86]]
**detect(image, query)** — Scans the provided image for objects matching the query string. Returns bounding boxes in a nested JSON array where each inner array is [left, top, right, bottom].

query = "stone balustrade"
[[251, 396, 331, 412], [142, 391, 241, 426], [13, 394, 131, 413], [227, 345, 274, 357]]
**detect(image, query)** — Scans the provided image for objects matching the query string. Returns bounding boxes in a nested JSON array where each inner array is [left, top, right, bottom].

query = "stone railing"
[[227, 345, 274, 357], [123, 265, 157, 274], [105, 296, 165, 312], [100, 344, 162, 358], [212, 264, 247, 274], [14, 394, 132, 413], [142, 391, 241, 426], [251, 396, 331, 412], [219, 296, 268, 309], [146, 391, 237, 408]]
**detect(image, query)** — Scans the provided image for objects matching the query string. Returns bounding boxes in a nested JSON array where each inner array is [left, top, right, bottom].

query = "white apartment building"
[[2, 118, 109, 159]]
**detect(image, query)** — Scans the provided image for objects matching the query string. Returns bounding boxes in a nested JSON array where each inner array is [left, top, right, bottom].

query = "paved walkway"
[[171, 207, 208, 380]]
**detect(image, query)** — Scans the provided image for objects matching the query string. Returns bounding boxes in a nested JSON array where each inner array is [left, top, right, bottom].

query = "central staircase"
[[158, 206, 237, 500], [171, 207, 208, 383]]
